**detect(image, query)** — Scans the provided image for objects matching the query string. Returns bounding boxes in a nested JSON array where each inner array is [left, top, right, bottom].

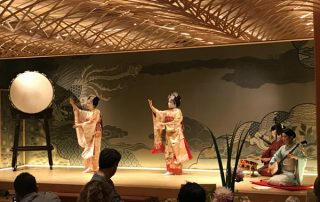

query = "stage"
[[0, 166, 316, 202]]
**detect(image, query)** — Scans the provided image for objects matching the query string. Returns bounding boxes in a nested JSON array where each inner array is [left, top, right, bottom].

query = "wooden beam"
[[314, 3, 320, 177], [0, 90, 2, 168]]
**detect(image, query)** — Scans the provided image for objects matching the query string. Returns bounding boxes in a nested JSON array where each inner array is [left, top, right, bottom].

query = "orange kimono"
[[73, 108, 102, 171], [151, 108, 192, 174]]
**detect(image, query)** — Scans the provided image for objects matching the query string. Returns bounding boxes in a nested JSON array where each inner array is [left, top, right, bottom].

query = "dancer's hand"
[[73, 123, 82, 128], [69, 97, 75, 106], [148, 99, 153, 107]]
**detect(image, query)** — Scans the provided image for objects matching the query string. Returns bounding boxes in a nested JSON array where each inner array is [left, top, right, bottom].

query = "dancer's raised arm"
[[69, 97, 79, 111], [148, 99, 159, 114]]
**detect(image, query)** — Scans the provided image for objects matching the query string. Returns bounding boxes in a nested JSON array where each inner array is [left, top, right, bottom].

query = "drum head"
[[9, 71, 54, 114]]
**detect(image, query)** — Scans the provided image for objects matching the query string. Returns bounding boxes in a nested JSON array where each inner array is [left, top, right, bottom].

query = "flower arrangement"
[[232, 168, 244, 182], [212, 186, 233, 202], [208, 123, 250, 192]]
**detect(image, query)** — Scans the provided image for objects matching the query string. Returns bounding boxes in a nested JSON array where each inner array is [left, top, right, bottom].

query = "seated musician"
[[258, 124, 285, 176], [267, 128, 307, 186]]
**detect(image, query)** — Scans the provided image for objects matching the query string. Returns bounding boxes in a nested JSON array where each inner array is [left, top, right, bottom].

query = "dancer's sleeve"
[[80, 110, 100, 126], [151, 109, 165, 153], [74, 110, 100, 147]]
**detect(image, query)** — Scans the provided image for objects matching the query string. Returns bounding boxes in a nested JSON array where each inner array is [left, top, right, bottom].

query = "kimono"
[[151, 107, 192, 174], [258, 139, 284, 176], [73, 108, 102, 171], [268, 143, 307, 186]]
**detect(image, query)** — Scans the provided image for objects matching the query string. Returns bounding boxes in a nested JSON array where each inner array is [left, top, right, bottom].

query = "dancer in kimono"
[[70, 96, 102, 173], [267, 128, 307, 186], [257, 124, 285, 176], [148, 92, 192, 175]]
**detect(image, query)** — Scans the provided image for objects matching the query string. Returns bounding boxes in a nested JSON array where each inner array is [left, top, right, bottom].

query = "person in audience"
[[78, 180, 112, 202], [177, 182, 206, 202], [90, 148, 123, 202], [257, 123, 285, 176], [70, 96, 102, 173], [267, 128, 307, 186], [13, 172, 60, 202], [148, 92, 192, 175]]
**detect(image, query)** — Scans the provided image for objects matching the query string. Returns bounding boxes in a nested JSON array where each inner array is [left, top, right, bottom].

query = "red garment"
[[251, 181, 313, 191], [258, 139, 284, 176]]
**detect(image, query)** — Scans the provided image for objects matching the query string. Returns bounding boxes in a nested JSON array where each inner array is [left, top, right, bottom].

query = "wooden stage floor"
[[0, 166, 316, 202]]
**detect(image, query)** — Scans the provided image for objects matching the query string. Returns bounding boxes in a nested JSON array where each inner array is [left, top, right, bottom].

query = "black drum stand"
[[10, 108, 53, 171]]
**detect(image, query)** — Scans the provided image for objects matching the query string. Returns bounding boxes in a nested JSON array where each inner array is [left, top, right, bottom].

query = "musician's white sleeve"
[[269, 145, 284, 163], [293, 149, 307, 185]]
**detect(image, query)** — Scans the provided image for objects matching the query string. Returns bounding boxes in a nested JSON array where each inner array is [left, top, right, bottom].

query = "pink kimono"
[[73, 108, 102, 171]]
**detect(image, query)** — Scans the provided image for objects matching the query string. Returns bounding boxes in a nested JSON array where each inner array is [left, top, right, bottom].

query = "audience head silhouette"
[[177, 182, 206, 202], [99, 148, 121, 168], [98, 148, 122, 178], [14, 172, 38, 200], [13, 172, 60, 202]]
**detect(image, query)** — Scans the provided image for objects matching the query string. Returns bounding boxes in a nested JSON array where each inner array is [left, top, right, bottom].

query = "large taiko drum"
[[9, 71, 54, 114]]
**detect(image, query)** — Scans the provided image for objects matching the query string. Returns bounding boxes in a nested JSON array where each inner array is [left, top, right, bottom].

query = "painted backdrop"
[[0, 40, 316, 173]]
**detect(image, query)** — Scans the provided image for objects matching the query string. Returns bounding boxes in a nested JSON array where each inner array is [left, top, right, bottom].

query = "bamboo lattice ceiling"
[[0, 0, 318, 58]]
